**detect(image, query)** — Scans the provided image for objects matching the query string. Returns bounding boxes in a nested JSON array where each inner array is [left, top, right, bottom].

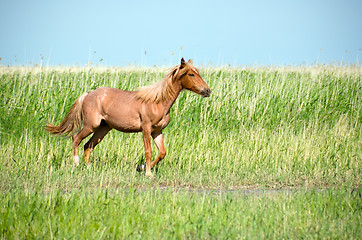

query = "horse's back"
[[83, 87, 142, 132]]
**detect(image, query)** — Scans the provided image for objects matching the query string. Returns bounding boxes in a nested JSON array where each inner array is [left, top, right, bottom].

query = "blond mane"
[[136, 64, 187, 103]]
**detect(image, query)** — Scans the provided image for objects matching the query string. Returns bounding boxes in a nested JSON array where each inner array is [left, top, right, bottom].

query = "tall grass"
[[2, 66, 360, 189], [0, 65, 361, 238]]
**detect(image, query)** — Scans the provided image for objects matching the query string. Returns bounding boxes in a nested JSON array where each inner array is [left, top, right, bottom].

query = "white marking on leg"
[[73, 155, 79, 165], [146, 170, 154, 178]]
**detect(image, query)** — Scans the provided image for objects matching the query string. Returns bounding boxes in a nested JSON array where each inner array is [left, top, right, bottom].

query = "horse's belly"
[[104, 112, 142, 133], [111, 122, 142, 133]]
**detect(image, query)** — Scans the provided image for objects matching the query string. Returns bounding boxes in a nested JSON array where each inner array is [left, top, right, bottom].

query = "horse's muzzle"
[[201, 88, 211, 97]]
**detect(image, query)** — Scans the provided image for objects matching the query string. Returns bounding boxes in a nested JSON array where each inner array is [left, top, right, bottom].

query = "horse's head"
[[177, 58, 211, 97]]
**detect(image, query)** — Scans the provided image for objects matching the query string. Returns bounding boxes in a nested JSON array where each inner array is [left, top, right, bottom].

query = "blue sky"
[[1, 0, 361, 66]]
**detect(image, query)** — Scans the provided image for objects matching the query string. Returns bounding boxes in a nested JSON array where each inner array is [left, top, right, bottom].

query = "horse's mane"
[[136, 64, 188, 103]]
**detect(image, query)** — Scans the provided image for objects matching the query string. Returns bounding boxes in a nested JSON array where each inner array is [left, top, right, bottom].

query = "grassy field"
[[0, 65, 361, 238]]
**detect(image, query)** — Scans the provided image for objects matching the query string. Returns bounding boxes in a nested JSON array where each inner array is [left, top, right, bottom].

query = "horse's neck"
[[160, 81, 182, 113]]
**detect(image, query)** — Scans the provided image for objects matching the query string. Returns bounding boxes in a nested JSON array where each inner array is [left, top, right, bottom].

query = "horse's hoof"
[[136, 163, 146, 172], [73, 156, 80, 166], [146, 171, 154, 179]]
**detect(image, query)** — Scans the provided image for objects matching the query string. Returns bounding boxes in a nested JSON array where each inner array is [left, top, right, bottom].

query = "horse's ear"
[[188, 59, 193, 64], [180, 58, 186, 68]]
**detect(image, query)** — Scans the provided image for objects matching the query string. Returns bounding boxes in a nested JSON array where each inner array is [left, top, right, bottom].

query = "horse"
[[45, 58, 211, 177]]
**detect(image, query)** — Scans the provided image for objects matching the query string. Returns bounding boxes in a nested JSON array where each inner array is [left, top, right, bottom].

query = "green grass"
[[1, 189, 361, 239], [0, 65, 361, 238]]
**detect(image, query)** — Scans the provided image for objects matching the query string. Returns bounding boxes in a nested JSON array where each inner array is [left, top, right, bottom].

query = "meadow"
[[0, 65, 361, 239]]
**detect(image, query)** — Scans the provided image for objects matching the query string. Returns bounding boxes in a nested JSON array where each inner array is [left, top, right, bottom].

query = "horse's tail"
[[45, 93, 88, 136]]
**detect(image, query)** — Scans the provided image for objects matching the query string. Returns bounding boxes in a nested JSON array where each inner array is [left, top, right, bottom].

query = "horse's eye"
[[188, 73, 195, 77]]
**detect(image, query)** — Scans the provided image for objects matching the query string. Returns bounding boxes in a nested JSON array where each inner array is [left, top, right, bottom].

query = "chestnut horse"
[[45, 58, 211, 177]]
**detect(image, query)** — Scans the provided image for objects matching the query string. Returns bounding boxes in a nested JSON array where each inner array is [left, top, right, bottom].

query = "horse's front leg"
[[151, 131, 166, 169], [142, 128, 153, 178]]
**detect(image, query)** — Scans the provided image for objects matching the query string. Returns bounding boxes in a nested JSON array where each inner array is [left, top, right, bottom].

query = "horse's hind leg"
[[83, 123, 111, 165], [72, 127, 93, 165]]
